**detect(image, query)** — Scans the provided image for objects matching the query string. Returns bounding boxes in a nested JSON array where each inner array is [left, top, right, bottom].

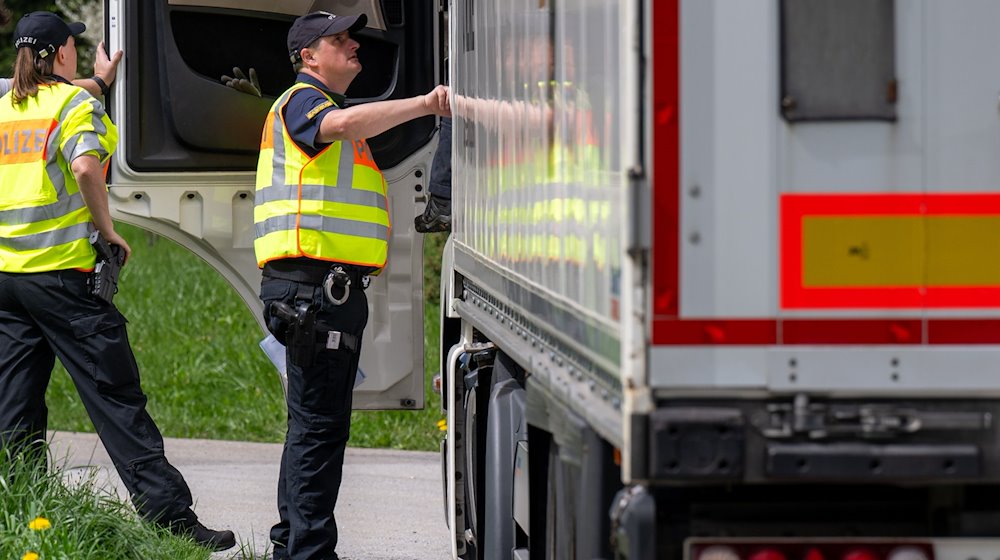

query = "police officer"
[[255, 10, 449, 560], [0, 12, 234, 551]]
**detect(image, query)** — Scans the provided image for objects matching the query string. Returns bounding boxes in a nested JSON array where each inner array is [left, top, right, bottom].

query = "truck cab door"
[[103, 0, 440, 409]]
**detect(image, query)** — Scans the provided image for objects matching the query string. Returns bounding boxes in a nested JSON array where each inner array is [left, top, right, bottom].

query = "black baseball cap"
[[14, 12, 85, 59], [287, 11, 367, 62]]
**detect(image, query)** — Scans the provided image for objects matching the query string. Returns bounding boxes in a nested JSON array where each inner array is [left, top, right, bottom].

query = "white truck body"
[[441, 0, 1000, 558]]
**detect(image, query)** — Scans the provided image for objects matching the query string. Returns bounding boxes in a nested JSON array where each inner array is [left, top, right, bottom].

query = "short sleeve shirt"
[[282, 73, 346, 158], [0, 78, 11, 98]]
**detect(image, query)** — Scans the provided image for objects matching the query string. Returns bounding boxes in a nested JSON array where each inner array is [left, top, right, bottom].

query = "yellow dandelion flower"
[[23, 552, 40, 560], [437, 418, 448, 431], [28, 517, 51, 531]]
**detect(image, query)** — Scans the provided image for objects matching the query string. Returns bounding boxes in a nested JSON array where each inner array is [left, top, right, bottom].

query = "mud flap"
[[483, 359, 526, 559]]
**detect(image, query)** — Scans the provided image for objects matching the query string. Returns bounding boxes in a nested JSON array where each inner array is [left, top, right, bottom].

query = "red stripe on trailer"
[[927, 320, 1000, 344], [782, 319, 922, 345], [651, 0, 680, 317], [652, 319, 778, 345], [653, 319, 920, 345], [653, 318, 1000, 345]]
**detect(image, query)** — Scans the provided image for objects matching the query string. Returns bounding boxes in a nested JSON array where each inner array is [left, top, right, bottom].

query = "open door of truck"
[[103, 0, 441, 409]]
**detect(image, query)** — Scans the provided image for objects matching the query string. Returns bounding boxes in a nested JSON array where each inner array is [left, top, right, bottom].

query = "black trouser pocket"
[[68, 310, 137, 390]]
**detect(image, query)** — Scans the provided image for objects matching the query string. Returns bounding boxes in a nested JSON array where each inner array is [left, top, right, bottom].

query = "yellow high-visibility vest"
[[0, 82, 118, 273], [254, 83, 390, 270]]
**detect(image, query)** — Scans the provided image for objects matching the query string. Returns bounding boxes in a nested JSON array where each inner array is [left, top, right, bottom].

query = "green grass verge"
[[46, 224, 447, 452], [0, 446, 211, 560]]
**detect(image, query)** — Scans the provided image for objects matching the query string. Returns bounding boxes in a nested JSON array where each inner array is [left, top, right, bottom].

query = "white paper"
[[259, 334, 366, 388], [259, 333, 287, 374]]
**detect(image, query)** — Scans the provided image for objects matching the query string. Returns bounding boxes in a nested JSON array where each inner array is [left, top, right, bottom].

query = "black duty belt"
[[263, 259, 370, 289]]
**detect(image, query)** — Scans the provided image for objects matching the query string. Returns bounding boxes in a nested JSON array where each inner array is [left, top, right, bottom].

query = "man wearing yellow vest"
[[255, 10, 449, 560], [0, 11, 235, 551]]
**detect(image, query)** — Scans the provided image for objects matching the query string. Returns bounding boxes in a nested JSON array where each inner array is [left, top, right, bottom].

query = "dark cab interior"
[[121, 0, 437, 172]]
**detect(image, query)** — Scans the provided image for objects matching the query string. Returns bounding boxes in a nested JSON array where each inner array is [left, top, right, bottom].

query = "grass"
[[46, 224, 448, 452], [0, 445, 211, 560]]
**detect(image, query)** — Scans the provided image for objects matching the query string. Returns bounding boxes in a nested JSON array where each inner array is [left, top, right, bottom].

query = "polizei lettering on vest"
[[0, 119, 52, 164]]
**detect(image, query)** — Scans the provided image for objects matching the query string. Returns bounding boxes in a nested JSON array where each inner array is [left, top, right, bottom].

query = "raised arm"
[[317, 85, 451, 143], [72, 41, 123, 97]]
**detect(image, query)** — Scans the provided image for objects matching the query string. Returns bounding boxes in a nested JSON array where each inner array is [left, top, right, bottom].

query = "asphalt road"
[[49, 432, 452, 560]]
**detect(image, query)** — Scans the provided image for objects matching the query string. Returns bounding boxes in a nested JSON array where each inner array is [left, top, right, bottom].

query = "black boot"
[[169, 519, 236, 551], [414, 194, 451, 233]]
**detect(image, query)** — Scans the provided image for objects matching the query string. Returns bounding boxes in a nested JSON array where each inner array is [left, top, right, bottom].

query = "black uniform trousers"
[[261, 270, 368, 560], [0, 268, 198, 526]]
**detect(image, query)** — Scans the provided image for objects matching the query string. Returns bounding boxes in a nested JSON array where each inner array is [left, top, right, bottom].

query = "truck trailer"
[[438, 0, 1000, 559]]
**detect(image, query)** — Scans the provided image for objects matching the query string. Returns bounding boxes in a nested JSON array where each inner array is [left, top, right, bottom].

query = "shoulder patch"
[[307, 100, 335, 120]]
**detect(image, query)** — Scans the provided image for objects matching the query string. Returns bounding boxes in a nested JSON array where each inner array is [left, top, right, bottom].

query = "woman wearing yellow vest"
[[0, 11, 234, 551], [256, 11, 450, 560]]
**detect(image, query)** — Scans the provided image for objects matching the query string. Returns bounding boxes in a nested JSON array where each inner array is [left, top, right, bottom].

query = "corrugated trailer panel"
[[451, 0, 624, 343]]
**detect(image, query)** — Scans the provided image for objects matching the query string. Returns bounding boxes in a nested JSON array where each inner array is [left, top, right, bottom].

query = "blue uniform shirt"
[[282, 73, 347, 158]]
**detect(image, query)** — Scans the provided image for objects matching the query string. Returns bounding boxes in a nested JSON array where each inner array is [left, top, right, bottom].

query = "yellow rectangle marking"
[[802, 215, 1000, 287]]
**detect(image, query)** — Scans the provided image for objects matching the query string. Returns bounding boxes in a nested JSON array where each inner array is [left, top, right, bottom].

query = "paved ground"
[[49, 432, 452, 560]]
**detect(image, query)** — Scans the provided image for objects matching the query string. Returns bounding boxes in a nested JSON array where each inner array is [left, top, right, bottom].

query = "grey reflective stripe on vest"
[[45, 115, 64, 198], [62, 132, 106, 162], [0, 221, 92, 251], [269, 94, 289, 190], [0, 191, 84, 226], [255, 214, 389, 241], [337, 140, 354, 186], [255, 183, 388, 211], [59, 90, 108, 132], [58, 91, 109, 162]]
